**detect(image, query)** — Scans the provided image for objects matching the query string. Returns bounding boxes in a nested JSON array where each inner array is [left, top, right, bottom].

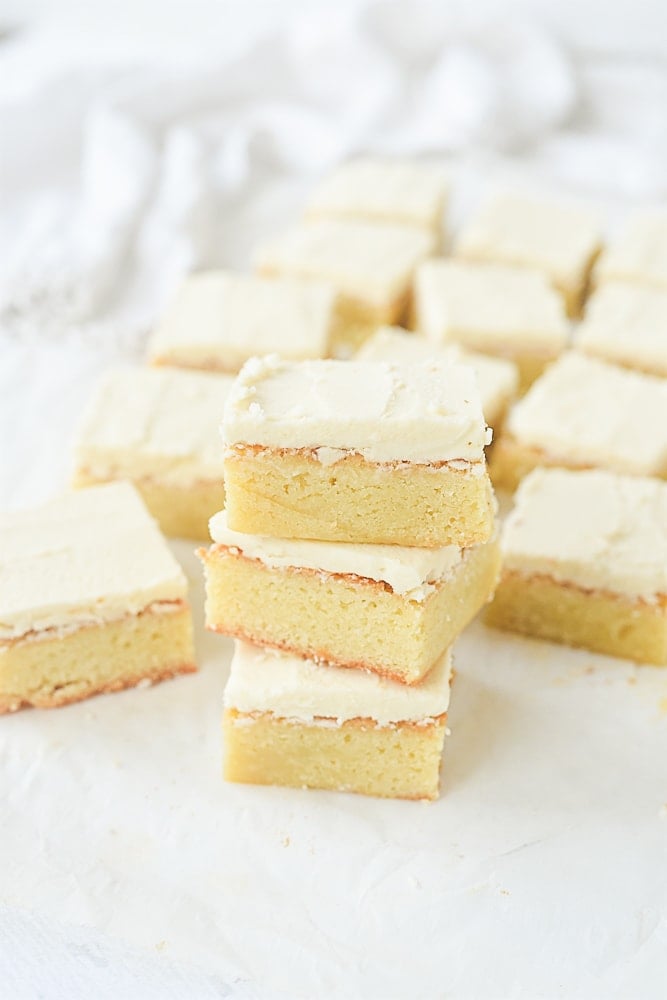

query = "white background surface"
[[1, 2, 667, 997]]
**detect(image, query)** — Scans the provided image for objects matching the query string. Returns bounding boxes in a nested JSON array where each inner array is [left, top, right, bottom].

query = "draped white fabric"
[[0, 3, 630, 351]]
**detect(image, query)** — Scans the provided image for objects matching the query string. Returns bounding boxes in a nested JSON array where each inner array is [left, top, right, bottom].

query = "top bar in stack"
[[222, 355, 494, 547]]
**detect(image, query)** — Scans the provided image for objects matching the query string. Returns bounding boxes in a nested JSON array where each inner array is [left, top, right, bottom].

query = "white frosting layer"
[[596, 212, 667, 289], [356, 326, 518, 428], [456, 193, 602, 290], [225, 642, 453, 725], [415, 259, 569, 355], [75, 366, 233, 486], [502, 468, 667, 600], [254, 220, 438, 309], [222, 355, 490, 463], [148, 271, 336, 368], [0, 483, 188, 641], [306, 158, 449, 230], [507, 352, 667, 477], [576, 282, 667, 377], [209, 509, 463, 599]]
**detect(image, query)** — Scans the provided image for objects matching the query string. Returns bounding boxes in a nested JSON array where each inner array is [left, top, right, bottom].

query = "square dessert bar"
[[147, 271, 337, 372], [486, 468, 667, 665], [491, 352, 667, 491], [223, 642, 453, 800], [0, 482, 195, 712], [414, 260, 569, 389], [456, 193, 603, 316], [73, 366, 233, 539], [222, 356, 495, 547], [595, 211, 667, 290], [305, 157, 450, 234], [254, 219, 438, 352], [356, 326, 519, 435], [575, 282, 667, 378], [201, 511, 499, 685]]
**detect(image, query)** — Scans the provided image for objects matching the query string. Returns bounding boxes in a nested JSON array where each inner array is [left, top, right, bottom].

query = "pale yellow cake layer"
[[0, 605, 196, 713], [202, 538, 499, 683], [223, 446, 495, 547], [486, 570, 667, 666], [74, 470, 224, 541], [489, 435, 667, 493], [223, 709, 447, 800]]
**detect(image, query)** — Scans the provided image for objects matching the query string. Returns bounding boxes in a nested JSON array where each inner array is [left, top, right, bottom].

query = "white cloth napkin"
[[0, 3, 577, 353]]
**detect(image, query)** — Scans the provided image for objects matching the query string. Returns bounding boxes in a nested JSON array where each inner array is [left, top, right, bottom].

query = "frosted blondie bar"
[[0, 483, 195, 712], [456, 193, 602, 316], [148, 271, 337, 372], [222, 356, 495, 547], [74, 366, 232, 539], [490, 353, 667, 490], [487, 468, 667, 665], [223, 642, 453, 800], [414, 259, 569, 388], [201, 510, 500, 684]]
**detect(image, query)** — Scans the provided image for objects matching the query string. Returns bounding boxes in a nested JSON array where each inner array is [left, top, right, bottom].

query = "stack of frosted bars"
[[200, 356, 500, 800]]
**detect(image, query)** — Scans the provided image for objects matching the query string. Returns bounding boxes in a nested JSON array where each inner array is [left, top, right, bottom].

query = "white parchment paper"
[[2, 568, 667, 998]]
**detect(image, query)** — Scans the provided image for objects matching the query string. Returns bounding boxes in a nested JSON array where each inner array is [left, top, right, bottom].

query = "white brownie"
[[148, 271, 337, 370], [505, 352, 667, 477], [596, 212, 667, 289], [502, 468, 667, 601], [0, 483, 187, 640], [225, 641, 452, 726], [456, 193, 602, 303], [209, 509, 463, 600], [254, 220, 438, 311], [576, 282, 667, 377], [356, 326, 518, 430], [305, 158, 449, 231], [75, 366, 233, 486], [414, 259, 569, 357], [222, 355, 490, 464]]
